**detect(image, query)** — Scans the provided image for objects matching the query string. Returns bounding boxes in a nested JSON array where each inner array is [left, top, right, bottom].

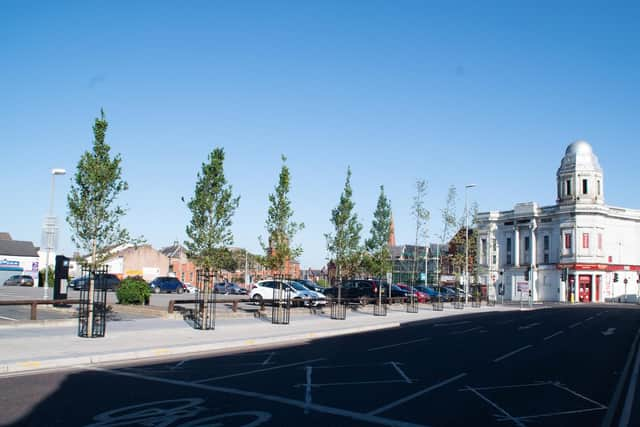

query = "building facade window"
[[524, 236, 530, 251], [566, 180, 572, 196], [597, 180, 601, 196], [564, 233, 572, 249], [506, 237, 512, 265], [543, 235, 550, 264], [583, 233, 589, 249], [598, 233, 603, 250], [481, 238, 487, 264], [582, 179, 588, 194]]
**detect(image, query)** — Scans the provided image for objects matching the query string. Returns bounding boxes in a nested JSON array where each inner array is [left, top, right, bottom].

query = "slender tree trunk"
[[87, 238, 97, 337]]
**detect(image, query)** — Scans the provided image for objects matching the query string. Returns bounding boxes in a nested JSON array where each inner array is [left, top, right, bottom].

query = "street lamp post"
[[43, 168, 66, 299], [464, 184, 477, 304]]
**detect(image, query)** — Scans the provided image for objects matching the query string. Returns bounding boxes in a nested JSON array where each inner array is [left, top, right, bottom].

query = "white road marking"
[[295, 380, 413, 388], [493, 345, 533, 363], [551, 382, 606, 408], [585, 316, 595, 322], [368, 373, 467, 415], [262, 352, 275, 366], [601, 328, 616, 336], [459, 382, 549, 392], [569, 321, 583, 329], [465, 386, 526, 427], [433, 321, 471, 328], [449, 326, 483, 335], [368, 337, 431, 352], [543, 331, 564, 341], [171, 360, 186, 370], [193, 358, 325, 383], [619, 327, 640, 427], [304, 366, 312, 415], [388, 362, 411, 384], [510, 407, 606, 421], [601, 328, 640, 427], [517, 322, 541, 331], [90, 367, 426, 427], [0, 315, 17, 321]]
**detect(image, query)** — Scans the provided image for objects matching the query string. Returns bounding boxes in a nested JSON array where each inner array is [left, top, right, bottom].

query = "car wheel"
[[153, 287, 161, 294], [252, 294, 263, 304]]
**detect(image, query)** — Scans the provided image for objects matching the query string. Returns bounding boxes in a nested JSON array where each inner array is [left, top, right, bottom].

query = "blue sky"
[[2, 1, 639, 269]]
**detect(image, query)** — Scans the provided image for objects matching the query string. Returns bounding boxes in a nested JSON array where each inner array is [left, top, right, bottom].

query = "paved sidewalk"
[[0, 304, 525, 375]]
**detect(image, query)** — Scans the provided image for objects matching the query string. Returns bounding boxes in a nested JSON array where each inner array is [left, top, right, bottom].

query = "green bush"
[[116, 276, 150, 305]]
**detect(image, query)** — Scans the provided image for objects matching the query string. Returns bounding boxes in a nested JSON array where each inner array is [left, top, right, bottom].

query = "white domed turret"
[[557, 140, 604, 205]]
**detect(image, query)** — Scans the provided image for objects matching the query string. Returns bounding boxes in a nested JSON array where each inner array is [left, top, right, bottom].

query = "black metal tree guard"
[[406, 282, 419, 314], [272, 275, 291, 325], [330, 283, 347, 320], [432, 285, 444, 311], [373, 277, 387, 316], [78, 265, 108, 338], [193, 270, 216, 330]]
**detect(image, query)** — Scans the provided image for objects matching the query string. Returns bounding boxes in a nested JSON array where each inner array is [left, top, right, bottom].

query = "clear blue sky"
[[1, 1, 639, 269]]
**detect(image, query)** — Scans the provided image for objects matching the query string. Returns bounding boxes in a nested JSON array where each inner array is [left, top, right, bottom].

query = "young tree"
[[411, 179, 430, 284], [67, 109, 131, 266], [259, 155, 304, 274], [364, 185, 392, 279], [184, 147, 240, 277], [67, 109, 132, 336], [325, 167, 363, 281]]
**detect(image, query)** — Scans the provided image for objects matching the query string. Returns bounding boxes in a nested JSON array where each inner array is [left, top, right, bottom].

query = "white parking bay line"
[[543, 331, 564, 341], [93, 367, 427, 427], [0, 315, 17, 321], [389, 361, 411, 384], [194, 358, 325, 383], [465, 386, 525, 427], [493, 345, 533, 363], [304, 366, 313, 415], [368, 373, 467, 415], [368, 337, 431, 352], [569, 321, 583, 329]]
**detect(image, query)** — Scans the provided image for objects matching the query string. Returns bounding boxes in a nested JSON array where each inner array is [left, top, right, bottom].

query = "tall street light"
[[464, 183, 477, 304], [43, 168, 66, 299]]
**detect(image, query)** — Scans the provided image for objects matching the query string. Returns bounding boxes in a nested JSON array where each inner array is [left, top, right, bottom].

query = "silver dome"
[[558, 140, 602, 173]]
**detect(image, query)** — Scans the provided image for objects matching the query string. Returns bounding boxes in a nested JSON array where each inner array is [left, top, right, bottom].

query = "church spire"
[[388, 214, 396, 247]]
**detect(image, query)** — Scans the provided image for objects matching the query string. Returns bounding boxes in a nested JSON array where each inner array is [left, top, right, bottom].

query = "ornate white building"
[[476, 141, 640, 303]]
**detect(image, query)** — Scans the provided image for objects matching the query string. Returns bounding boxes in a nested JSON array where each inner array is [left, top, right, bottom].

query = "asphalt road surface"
[[1, 305, 639, 427]]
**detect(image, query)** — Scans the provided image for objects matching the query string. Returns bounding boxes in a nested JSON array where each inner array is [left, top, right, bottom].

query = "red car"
[[395, 284, 430, 303]]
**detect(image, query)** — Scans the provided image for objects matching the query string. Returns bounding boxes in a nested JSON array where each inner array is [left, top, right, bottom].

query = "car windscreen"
[[288, 281, 307, 291]]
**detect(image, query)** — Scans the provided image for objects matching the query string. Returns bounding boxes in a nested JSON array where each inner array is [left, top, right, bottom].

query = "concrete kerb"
[[0, 304, 528, 375]]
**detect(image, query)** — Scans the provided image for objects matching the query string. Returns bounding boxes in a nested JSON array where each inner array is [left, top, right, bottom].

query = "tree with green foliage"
[[67, 109, 132, 266], [436, 185, 458, 285], [259, 155, 304, 274], [184, 147, 240, 277], [326, 167, 363, 281], [364, 185, 392, 279], [411, 179, 430, 284], [450, 200, 479, 279], [67, 109, 134, 336]]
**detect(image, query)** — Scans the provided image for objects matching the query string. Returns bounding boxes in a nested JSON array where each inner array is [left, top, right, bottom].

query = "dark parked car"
[[149, 276, 186, 294], [214, 282, 248, 295], [69, 274, 121, 291], [2, 275, 35, 287], [324, 279, 387, 302], [296, 279, 325, 294]]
